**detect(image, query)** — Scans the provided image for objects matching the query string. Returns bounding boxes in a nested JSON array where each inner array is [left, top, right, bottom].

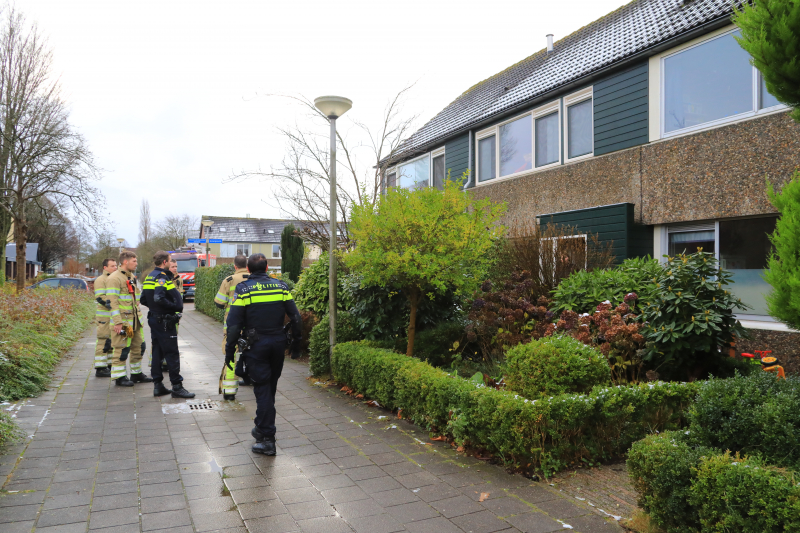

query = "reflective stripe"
[[94, 289, 105, 296], [111, 310, 120, 316], [119, 295, 133, 300], [110, 365, 127, 379], [284, 291, 293, 301], [130, 362, 142, 373], [215, 292, 229, 303], [96, 311, 112, 317], [106, 288, 120, 294], [250, 294, 284, 303]]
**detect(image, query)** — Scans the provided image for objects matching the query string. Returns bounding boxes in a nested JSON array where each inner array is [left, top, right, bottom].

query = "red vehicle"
[[170, 251, 216, 300]]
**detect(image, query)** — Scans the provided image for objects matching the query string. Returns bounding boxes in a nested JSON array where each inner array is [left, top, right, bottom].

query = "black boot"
[[252, 434, 276, 456], [223, 394, 236, 401], [95, 367, 111, 378], [116, 377, 134, 387], [131, 373, 154, 383], [153, 382, 171, 397], [171, 384, 195, 399]]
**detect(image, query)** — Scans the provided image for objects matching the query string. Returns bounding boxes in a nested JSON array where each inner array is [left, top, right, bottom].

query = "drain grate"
[[188, 400, 216, 411]]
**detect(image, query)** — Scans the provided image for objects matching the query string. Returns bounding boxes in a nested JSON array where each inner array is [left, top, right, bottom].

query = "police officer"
[[225, 253, 302, 455], [214, 255, 250, 400], [140, 251, 195, 399], [93, 258, 117, 377], [107, 251, 153, 386]]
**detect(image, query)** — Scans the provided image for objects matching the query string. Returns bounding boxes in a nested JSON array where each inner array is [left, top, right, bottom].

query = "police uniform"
[[214, 268, 250, 398], [225, 272, 302, 454], [140, 267, 194, 398], [93, 271, 115, 376], [106, 268, 152, 385]]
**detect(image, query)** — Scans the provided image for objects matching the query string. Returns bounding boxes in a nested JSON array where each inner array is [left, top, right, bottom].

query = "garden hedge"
[[194, 264, 236, 322], [331, 341, 698, 474]]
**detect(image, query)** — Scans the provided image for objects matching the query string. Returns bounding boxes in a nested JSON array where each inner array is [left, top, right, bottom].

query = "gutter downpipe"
[[463, 129, 473, 190]]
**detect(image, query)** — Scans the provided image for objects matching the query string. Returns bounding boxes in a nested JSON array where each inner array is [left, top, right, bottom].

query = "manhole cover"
[[162, 399, 221, 414], [189, 400, 215, 411]]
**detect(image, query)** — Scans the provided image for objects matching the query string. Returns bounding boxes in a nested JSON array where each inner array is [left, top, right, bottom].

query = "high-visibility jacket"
[[94, 271, 113, 320], [107, 269, 142, 328], [214, 268, 250, 324]]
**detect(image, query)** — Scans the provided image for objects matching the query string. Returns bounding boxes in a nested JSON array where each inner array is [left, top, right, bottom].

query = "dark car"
[[28, 277, 90, 292]]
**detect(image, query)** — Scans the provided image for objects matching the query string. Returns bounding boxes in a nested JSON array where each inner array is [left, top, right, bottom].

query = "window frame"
[[272, 244, 281, 258], [541, 234, 588, 280], [660, 27, 789, 139], [385, 147, 445, 191], [431, 147, 446, 189], [563, 87, 594, 163]]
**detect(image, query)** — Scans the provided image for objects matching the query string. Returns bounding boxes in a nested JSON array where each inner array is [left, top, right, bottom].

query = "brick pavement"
[[0, 304, 623, 533]]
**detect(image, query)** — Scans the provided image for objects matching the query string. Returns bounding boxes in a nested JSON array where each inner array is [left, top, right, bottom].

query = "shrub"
[[764, 171, 800, 330], [690, 453, 800, 532], [641, 251, 750, 380], [413, 320, 465, 368], [293, 252, 351, 316], [332, 342, 697, 475], [688, 371, 800, 471], [551, 256, 661, 314], [627, 432, 711, 532], [308, 312, 359, 376], [505, 336, 610, 398], [194, 263, 236, 322]]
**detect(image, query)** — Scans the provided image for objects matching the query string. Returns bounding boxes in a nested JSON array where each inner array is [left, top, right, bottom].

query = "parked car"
[[27, 277, 90, 292]]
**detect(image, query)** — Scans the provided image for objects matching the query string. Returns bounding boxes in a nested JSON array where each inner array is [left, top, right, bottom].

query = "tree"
[[138, 199, 152, 245], [155, 213, 198, 250], [764, 171, 800, 328], [227, 86, 419, 251], [280, 223, 303, 282], [345, 174, 506, 356], [0, 7, 103, 291], [85, 229, 118, 274], [734, 0, 800, 121], [26, 198, 79, 271]]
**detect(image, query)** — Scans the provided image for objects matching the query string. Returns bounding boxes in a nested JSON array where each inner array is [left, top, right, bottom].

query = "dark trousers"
[[149, 317, 183, 385], [244, 335, 286, 437]]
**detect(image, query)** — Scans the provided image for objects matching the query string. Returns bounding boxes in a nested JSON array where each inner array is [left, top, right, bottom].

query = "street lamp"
[[201, 220, 214, 266], [116, 238, 125, 256], [314, 95, 352, 369]]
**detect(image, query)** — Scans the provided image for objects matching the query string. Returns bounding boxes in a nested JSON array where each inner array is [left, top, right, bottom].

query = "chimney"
[[546, 34, 554, 53]]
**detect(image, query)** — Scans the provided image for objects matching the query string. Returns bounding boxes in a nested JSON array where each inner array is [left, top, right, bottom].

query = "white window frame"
[[496, 111, 532, 179], [563, 87, 594, 163], [235, 243, 251, 257], [430, 147, 446, 188], [475, 127, 497, 183], [532, 100, 562, 171], [541, 234, 588, 280], [271, 244, 281, 258], [659, 27, 789, 139], [387, 147, 446, 190]]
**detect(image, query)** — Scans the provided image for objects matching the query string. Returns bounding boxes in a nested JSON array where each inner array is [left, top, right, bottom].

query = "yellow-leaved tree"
[[345, 174, 506, 356]]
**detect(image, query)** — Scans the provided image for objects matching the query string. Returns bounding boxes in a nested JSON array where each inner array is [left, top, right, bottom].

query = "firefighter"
[[140, 251, 195, 398], [226, 253, 302, 455], [93, 258, 117, 377], [106, 251, 153, 387], [214, 255, 250, 400]]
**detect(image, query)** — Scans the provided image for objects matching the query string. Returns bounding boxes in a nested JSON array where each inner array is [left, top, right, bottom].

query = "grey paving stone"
[[510, 486, 561, 505], [482, 497, 535, 517], [194, 510, 245, 532], [333, 498, 385, 519], [0, 520, 36, 533], [42, 491, 92, 510], [534, 498, 591, 519], [505, 511, 567, 533], [229, 487, 279, 505], [141, 509, 192, 531], [36, 505, 90, 528], [95, 479, 138, 496], [395, 471, 441, 489], [245, 514, 300, 533], [141, 494, 188, 514], [35, 523, 90, 533], [285, 500, 335, 520], [296, 516, 354, 533], [270, 475, 313, 491], [188, 496, 238, 515], [561, 514, 622, 532], [450, 510, 514, 533], [91, 493, 140, 512], [347, 513, 405, 533], [371, 487, 420, 507], [275, 487, 324, 505], [223, 464, 261, 477], [89, 506, 140, 530], [237, 499, 288, 519], [431, 495, 485, 518], [310, 473, 355, 491], [414, 482, 462, 503], [355, 475, 403, 493], [0, 490, 46, 508], [96, 468, 138, 484], [0, 503, 41, 523], [139, 480, 185, 499]]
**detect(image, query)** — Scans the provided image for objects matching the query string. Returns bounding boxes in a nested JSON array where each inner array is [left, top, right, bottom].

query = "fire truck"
[[170, 251, 216, 300]]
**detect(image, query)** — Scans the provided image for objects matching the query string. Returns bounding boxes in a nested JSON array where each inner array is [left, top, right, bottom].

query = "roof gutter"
[[397, 14, 735, 160]]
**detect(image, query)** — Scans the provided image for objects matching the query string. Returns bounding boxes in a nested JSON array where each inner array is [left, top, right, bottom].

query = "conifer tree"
[[734, 0, 800, 121], [281, 224, 304, 283], [764, 171, 800, 329]]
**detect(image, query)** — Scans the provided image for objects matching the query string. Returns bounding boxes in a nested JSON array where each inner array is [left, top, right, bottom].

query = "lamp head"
[[201, 220, 214, 227], [314, 96, 352, 119]]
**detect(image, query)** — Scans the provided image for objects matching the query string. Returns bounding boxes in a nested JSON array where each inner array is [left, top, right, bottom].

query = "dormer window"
[[219, 227, 227, 232], [238, 228, 246, 233]]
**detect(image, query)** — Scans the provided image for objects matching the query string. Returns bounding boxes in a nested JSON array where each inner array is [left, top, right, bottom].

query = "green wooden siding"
[[539, 203, 652, 264], [445, 134, 469, 182], [593, 63, 649, 156]]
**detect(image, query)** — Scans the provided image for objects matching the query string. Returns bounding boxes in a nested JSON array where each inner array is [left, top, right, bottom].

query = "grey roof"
[[390, 0, 742, 161], [199, 217, 304, 244], [5, 243, 40, 264]]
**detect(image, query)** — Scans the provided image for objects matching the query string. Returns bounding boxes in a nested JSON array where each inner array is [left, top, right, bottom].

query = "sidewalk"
[[0, 304, 623, 533]]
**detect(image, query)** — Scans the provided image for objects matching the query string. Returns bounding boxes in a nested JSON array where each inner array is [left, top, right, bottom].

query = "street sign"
[[187, 238, 202, 243], [188, 238, 223, 244], [209, 239, 223, 244]]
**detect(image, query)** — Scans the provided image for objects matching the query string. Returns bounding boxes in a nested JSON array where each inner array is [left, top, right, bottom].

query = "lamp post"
[[116, 238, 125, 256], [314, 95, 352, 369], [201, 220, 214, 266]]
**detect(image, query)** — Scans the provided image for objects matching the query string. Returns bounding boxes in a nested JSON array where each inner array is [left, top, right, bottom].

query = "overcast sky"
[[17, 0, 630, 246]]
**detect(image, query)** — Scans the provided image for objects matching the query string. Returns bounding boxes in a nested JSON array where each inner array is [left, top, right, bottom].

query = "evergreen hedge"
[[331, 341, 697, 474], [194, 264, 235, 322]]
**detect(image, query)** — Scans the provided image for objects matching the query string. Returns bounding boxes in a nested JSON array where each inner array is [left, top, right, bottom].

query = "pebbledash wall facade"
[[383, 1, 800, 371]]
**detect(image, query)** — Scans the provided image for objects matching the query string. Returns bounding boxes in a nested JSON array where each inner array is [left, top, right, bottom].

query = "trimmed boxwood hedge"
[[194, 264, 236, 322], [331, 341, 697, 474]]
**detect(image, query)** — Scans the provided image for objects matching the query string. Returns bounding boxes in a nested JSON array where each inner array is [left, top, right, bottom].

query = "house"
[[5, 243, 41, 280], [382, 0, 800, 360], [197, 216, 321, 271]]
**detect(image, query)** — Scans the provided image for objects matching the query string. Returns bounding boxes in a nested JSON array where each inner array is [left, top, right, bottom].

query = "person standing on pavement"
[[169, 259, 184, 297], [140, 251, 195, 398], [92, 258, 117, 377], [225, 253, 302, 455], [214, 255, 250, 401], [106, 251, 153, 387]]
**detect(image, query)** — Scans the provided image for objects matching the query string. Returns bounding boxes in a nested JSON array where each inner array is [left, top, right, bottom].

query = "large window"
[[478, 135, 496, 182], [499, 115, 532, 177], [535, 112, 559, 167], [219, 243, 251, 258], [663, 30, 784, 135], [272, 244, 280, 258], [397, 154, 430, 190], [567, 98, 592, 159]]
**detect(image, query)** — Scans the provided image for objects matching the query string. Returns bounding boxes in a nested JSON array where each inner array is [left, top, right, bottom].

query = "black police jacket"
[[225, 272, 302, 356], [140, 267, 184, 316]]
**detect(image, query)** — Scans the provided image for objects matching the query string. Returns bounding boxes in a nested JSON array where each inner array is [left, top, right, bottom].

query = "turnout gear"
[[93, 271, 115, 371], [107, 269, 145, 381], [173, 275, 184, 297], [140, 267, 187, 388], [215, 268, 250, 398], [226, 272, 302, 444]]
